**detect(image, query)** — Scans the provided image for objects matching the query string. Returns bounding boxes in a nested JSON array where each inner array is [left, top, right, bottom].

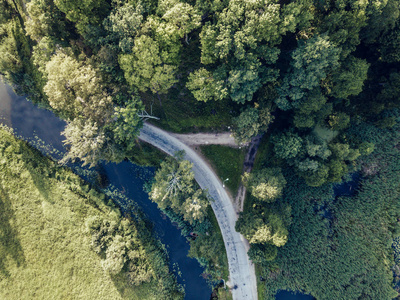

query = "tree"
[[150, 154, 209, 224], [0, 21, 22, 77], [293, 89, 328, 129], [327, 112, 350, 131], [329, 56, 369, 99], [44, 52, 113, 122], [378, 27, 400, 63], [276, 35, 340, 110], [236, 212, 289, 247], [32, 37, 57, 76], [198, 0, 283, 63], [181, 189, 209, 224], [316, 0, 367, 57], [161, 1, 201, 43], [248, 244, 277, 264], [232, 107, 260, 144], [361, 0, 399, 44], [61, 118, 124, 167], [242, 168, 286, 202], [300, 164, 329, 187], [272, 132, 303, 160], [227, 57, 263, 104], [327, 159, 348, 183], [54, 0, 110, 31], [186, 68, 228, 102], [358, 142, 374, 156], [119, 35, 177, 97], [329, 143, 360, 161], [25, 0, 72, 41], [111, 96, 143, 152], [103, 3, 144, 52]]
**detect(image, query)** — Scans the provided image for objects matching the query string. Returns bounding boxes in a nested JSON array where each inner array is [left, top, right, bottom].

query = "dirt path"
[[234, 135, 263, 212], [172, 131, 239, 147], [139, 123, 258, 300]]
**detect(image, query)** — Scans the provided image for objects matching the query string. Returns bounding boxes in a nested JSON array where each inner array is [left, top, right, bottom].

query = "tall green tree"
[[276, 35, 340, 110], [150, 155, 209, 224]]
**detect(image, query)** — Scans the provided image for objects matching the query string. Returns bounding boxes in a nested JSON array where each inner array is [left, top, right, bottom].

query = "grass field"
[[0, 127, 182, 300], [199, 145, 245, 196]]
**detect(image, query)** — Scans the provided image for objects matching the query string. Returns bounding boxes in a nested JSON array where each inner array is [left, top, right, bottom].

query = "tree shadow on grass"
[[20, 145, 53, 203], [0, 184, 26, 277]]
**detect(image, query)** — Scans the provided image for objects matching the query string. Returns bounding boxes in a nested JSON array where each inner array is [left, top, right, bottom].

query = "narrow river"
[[0, 82, 211, 299]]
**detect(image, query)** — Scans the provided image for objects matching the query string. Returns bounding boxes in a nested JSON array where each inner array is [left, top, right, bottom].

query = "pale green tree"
[[25, 0, 70, 41], [44, 52, 113, 122], [32, 37, 57, 75], [150, 155, 209, 224], [61, 119, 124, 167], [181, 189, 209, 224], [101, 235, 127, 275], [242, 168, 286, 202], [103, 3, 144, 52], [186, 68, 228, 102], [119, 35, 177, 97], [236, 212, 288, 247], [161, 1, 201, 43]]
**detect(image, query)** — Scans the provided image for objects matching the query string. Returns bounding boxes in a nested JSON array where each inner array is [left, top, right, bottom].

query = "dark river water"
[[276, 291, 314, 300], [0, 83, 211, 299]]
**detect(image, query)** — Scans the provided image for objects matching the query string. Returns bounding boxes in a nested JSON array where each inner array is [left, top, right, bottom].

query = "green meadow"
[[0, 127, 182, 300]]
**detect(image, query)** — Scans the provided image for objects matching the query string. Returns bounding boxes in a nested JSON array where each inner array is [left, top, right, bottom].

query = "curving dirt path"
[[139, 123, 257, 300]]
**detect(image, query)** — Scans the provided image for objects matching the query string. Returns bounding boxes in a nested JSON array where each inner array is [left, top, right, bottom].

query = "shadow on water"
[[1, 82, 211, 299], [333, 172, 362, 198], [0, 185, 26, 277], [276, 290, 315, 300]]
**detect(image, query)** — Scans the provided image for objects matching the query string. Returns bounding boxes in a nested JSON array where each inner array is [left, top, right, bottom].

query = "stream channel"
[[0, 82, 211, 299]]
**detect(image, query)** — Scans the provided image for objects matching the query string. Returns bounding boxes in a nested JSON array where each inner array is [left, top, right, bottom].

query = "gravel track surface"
[[171, 132, 238, 147], [139, 123, 257, 300]]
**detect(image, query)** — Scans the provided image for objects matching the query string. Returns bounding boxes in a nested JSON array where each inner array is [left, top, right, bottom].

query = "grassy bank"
[[0, 127, 182, 300], [199, 145, 245, 196]]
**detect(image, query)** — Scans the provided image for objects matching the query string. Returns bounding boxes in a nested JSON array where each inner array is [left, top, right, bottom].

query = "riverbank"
[[0, 127, 183, 299], [0, 81, 212, 299], [0, 82, 11, 127]]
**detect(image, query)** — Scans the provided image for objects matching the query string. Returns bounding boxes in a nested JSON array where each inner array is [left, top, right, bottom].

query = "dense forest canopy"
[[1, 0, 398, 172], [1, 0, 400, 298]]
